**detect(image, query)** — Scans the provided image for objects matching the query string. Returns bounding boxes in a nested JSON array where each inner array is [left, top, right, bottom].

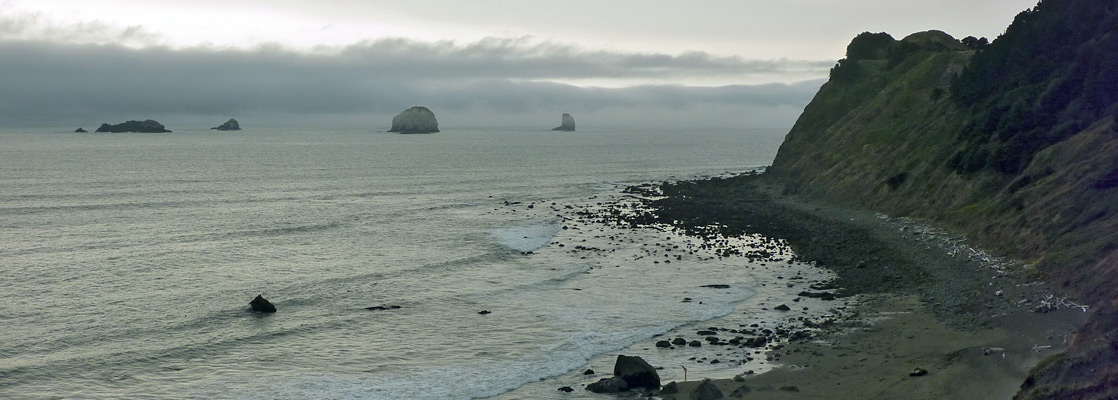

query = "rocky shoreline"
[[549, 172, 1087, 399]]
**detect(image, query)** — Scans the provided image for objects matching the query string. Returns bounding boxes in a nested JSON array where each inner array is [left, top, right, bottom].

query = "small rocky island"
[[211, 118, 241, 131], [94, 120, 172, 133], [388, 106, 439, 134], [551, 113, 576, 131], [74, 127, 87, 133]]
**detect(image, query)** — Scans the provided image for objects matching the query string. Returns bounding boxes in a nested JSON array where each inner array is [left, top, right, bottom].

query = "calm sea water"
[[0, 127, 834, 399]]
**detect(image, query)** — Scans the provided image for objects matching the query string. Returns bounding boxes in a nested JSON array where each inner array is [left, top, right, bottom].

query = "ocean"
[[0, 126, 837, 399]]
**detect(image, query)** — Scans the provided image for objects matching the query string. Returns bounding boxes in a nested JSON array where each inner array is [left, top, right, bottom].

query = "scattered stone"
[[779, 385, 800, 392], [672, 337, 688, 346], [477, 310, 491, 315], [910, 367, 929, 377], [583, 369, 595, 375], [774, 304, 792, 311], [249, 295, 276, 313], [557, 386, 574, 393], [656, 340, 672, 348], [689, 340, 703, 347], [702, 284, 731, 289]]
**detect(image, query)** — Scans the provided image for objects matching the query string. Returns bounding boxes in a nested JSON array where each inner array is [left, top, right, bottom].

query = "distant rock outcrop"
[[389, 106, 439, 134], [211, 118, 241, 131], [74, 127, 87, 133], [249, 295, 276, 313], [94, 120, 172, 133], [551, 113, 576, 131]]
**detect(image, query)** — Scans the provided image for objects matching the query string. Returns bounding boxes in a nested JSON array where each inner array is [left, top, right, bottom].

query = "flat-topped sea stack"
[[551, 113, 575, 131], [388, 106, 439, 134], [211, 118, 241, 131], [95, 119, 171, 133]]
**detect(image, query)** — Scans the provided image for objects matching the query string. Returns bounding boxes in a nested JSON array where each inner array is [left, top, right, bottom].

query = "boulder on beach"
[[692, 379, 724, 400], [551, 113, 575, 131], [249, 295, 276, 313], [388, 106, 439, 134], [211, 118, 241, 131], [586, 354, 661, 393], [614, 354, 661, 390], [94, 119, 172, 133]]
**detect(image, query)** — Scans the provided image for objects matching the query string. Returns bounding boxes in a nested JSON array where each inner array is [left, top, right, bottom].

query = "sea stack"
[[551, 113, 576, 131], [388, 106, 439, 134], [211, 118, 241, 131], [249, 295, 276, 313], [94, 120, 172, 133]]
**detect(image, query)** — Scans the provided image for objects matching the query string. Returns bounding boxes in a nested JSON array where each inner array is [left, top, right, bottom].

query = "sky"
[[0, 0, 1040, 130]]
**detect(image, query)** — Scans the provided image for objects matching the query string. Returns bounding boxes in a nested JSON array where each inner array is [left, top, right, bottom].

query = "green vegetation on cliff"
[[765, 1, 1118, 397]]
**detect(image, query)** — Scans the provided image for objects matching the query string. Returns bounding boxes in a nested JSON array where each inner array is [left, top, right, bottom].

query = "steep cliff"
[[765, 1, 1118, 398]]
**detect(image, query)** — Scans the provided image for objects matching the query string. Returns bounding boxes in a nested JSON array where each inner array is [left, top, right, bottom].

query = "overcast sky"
[[0, 0, 1038, 129]]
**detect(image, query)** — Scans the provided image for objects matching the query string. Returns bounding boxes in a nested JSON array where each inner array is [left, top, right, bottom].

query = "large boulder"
[[692, 379, 724, 400], [249, 295, 276, 313], [551, 113, 576, 131], [95, 120, 172, 133], [389, 106, 439, 134], [613, 354, 661, 390], [211, 118, 241, 131]]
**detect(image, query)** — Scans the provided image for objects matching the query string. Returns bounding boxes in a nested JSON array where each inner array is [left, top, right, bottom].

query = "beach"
[[615, 173, 1087, 399]]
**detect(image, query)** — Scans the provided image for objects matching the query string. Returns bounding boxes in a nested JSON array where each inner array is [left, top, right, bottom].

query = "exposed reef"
[[388, 106, 439, 134]]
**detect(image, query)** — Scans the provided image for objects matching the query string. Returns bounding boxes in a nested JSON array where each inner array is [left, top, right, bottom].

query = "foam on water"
[[490, 223, 563, 253]]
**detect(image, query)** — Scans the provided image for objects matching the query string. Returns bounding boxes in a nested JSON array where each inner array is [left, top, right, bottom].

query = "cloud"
[[0, 37, 827, 129]]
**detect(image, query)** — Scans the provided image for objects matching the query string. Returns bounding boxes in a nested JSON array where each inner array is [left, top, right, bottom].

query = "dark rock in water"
[[798, 291, 837, 300], [586, 376, 628, 393], [249, 295, 276, 313], [614, 354, 660, 390], [95, 119, 172, 133], [364, 305, 401, 311], [551, 113, 576, 131], [656, 340, 672, 348], [583, 369, 595, 375], [389, 106, 439, 133], [74, 127, 87, 132], [211, 118, 241, 131], [557, 386, 574, 393], [697, 330, 717, 336], [702, 284, 731, 289], [672, 337, 687, 346], [909, 367, 929, 377], [779, 385, 800, 392], [477, 310, 491, 315], [689, 340, 702, 347], [659, 381, 679, 394], [692, 379, 724, 400], [774, 304, 791, 311]]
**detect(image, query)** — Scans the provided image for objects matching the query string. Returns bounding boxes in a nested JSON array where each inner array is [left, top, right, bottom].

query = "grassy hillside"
[[764, 1, 1118, 398]]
